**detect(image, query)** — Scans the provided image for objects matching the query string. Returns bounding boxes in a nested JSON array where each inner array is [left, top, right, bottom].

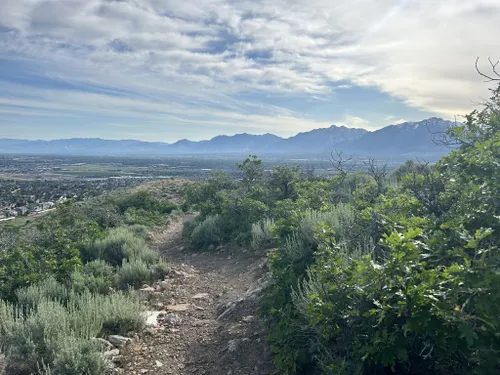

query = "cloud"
[[384, 115, 407, 125], [337, 115, 372, 129], [0, 0, 498, 140]]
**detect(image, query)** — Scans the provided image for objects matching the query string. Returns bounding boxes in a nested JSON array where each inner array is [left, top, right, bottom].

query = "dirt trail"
[[121, 215, 276, 375]]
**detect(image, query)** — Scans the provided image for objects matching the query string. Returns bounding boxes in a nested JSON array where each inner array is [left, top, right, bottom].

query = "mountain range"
[[0, 118, 453, 158]]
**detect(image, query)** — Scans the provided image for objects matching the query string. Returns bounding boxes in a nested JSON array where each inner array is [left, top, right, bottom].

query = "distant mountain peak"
[[0, 117, 455, 158]]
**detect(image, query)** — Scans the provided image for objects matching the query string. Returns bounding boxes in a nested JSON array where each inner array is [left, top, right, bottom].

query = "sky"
[[0, 0, 499, 142]]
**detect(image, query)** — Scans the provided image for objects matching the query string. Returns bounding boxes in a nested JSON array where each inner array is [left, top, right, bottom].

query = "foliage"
[[126, 224, 150, 239], [16, 277, 70, 312], [83, 227, 158, 266], [1, 296, 105, 375], [70, 271, 113, 296], [150, 258, 171, 281], [297, 205, 356, 246], [238, 155, 264, 189], [81, 260, 115, 279], [115, 258, 152, 290], [269, 165, 301, 200], [189, 214, 224, 250], [251, 219, 275, 250]]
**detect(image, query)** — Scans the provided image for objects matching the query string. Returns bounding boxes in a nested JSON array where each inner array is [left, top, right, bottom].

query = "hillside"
[[0, 118, 454, 158]]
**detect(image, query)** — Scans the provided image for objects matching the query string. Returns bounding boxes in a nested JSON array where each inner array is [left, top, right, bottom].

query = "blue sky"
[[0, 0, 498, 142]]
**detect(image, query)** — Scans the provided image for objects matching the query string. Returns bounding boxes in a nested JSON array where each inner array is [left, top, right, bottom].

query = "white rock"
[[108, 335, 132, 348], [242, 315, 255, 323], [139, 286, 155, 293], [143, 311, 162, 327], [192, 293, 210, 300]]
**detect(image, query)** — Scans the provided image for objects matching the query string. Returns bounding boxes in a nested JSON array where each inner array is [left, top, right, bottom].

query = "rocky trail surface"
[[119, 216, 276, 375]]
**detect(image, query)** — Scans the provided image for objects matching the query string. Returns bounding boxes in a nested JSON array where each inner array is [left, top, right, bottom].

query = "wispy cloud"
[[0, 0, 498, 140]]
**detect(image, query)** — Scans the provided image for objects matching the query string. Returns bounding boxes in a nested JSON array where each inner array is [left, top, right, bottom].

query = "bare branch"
[[425, 116, 461, 147], [327, 150, 356, 180], [363, 157, 388, 194], [488, 57, 500, 78], [476, 56, 500, 82]]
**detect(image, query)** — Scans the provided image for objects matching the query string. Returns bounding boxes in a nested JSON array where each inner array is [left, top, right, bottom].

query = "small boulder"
[[157, 280, 169, 291], [103, 349, 120, 359], [242, 315, 255, 323], [108, 335, 132, 348], [112, 355, 125, 364], [143, 311, 162, 327], [192, 293, 210, 300], [166, 303, 190, 312], [91, 337, 115, 351], [162, 312, 182, 325]]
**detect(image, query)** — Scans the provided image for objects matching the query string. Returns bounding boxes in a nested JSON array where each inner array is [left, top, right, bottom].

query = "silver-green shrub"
[[251, 218, 275, 250], [16, 277, 69, 311], [115, 259, 151, 290], [0, 288, 144, 374], [298, 204, 356, 246], [189, 214, 223, 250], [70, 271, 112, 296], [84, 227, 158, 265]]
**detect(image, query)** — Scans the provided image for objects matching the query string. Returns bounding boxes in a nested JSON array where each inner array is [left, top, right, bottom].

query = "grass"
[[0, 213, 48, 229]]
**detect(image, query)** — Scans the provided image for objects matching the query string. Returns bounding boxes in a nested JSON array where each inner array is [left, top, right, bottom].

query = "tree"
[[269, 165, 301, 200], [238, 155, 263, 189], [363, 157, 388, 195]]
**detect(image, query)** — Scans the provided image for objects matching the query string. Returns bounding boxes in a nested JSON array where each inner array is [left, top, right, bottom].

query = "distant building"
[[43, 202, 55, 210], [6, 210, 18, 217], [16, 207, 28, 216]]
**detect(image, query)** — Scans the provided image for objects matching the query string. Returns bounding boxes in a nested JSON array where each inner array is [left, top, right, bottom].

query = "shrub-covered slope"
[[182, 85, 500, 374], [0, 182, 182, 374]]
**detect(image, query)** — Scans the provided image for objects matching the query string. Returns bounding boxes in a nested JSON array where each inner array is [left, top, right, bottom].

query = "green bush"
[[0, 299, 106, 375], [116, 190, 177, 215], [251, 218, 275, 250], [82, 260, 115, 279], [1, 287, 144, 375], [70, 291, 144, 337], [115, 259, 151, 290], [126, 224, 150, 239], [83, 227, 157, 266], [189, 214, 223, 250], [0, 351, 5, 375], [42, 336, 109, 375], [297, 204, 356, 246], [70, 271, 112, 296], [16, 277, 69, 311], [182, 217, 197, 239], [150, 257, 171, 281]]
